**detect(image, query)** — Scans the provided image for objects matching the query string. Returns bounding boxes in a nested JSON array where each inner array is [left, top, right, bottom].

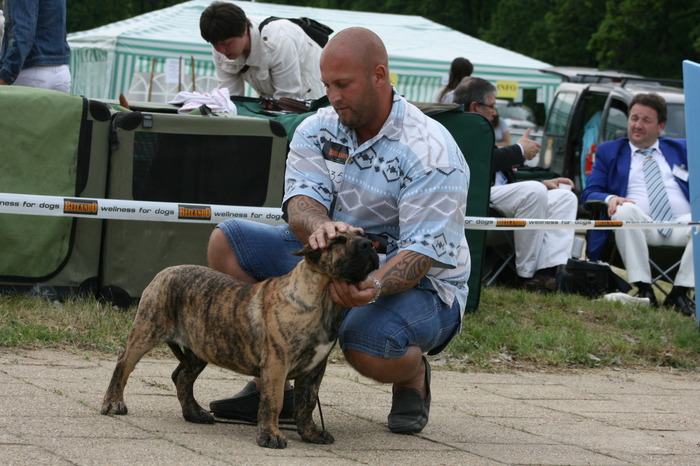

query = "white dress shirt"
[[625, 142, 690, 218]]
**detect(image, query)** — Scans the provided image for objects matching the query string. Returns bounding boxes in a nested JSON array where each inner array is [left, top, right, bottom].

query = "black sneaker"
[[209, 381, 295, 422], [387, 355, 431, 434]]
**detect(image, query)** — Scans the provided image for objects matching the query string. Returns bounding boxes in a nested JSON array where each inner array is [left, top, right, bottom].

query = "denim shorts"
[[217, 219, 462, 358]]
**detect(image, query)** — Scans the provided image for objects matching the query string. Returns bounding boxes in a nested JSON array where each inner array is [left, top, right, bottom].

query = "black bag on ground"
[[558, 259, 632, 298], [259, 17, 334, 48]]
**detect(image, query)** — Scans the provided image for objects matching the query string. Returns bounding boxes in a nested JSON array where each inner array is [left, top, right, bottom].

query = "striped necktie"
[[639, 148, 673, 236]]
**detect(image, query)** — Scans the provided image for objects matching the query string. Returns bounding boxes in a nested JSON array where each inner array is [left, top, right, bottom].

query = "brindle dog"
[[101, 230, 379, 449]]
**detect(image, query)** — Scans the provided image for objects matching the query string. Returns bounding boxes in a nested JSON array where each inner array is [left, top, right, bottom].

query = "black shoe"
[[634, 283, 658, 307], [388, 355, 431, 434], [663, 293, 695, 317], [209, 381, 295, 422], [522, 273, 556, 292]]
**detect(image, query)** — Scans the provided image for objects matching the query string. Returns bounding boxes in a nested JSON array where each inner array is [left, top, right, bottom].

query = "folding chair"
[[481, 208, 517, 286], [421, 106, 494, 312], [603, 243, 688, 301], [585, 200, 693, 302]]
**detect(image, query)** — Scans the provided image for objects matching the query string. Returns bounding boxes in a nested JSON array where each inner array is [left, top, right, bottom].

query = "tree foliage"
[[66, 0, 700, 80], [267, 0, 492, 37], [541, 0, 608, 68], [478, 0, 553, 64], [589, 0, 700, 79], [66, 0, 186, 34]]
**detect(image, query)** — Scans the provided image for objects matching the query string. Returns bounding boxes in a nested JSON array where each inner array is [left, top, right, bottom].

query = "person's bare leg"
[[207, 228, 256, 283], [207, 227, 290, 390], [344, 346, 426, 398]]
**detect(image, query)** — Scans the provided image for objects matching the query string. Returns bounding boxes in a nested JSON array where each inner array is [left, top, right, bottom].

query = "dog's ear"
[[291, 244, 323, 264]]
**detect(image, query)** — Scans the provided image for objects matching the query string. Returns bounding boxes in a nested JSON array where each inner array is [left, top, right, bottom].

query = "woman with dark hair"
[[435, 57, 473, 104]]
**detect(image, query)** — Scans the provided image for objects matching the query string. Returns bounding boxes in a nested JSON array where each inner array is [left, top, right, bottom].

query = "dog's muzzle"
[[343, 237, 380, 282]]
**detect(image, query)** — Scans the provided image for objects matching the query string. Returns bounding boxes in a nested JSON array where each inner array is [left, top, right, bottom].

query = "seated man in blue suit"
[[582, 93, 694, 316]]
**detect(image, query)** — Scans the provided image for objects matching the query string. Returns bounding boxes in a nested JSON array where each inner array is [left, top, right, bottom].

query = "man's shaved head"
[[319, 27, 392, 143], [322, 27, 388, 77]]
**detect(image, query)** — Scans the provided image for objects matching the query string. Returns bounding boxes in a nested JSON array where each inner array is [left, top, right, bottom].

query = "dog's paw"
[[256, 431, 288, 449], [183, 407, 215, 424], [101, 401, 127, 415], [301, 429, 335, 445]]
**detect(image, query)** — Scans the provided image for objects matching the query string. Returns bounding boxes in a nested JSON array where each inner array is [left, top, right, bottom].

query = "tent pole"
[[178, 56, 182, 93], [191, 56, 196, 92], [148, 57, 156, 102]]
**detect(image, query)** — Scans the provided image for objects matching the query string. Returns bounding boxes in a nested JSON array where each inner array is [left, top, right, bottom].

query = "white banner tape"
[[0, 193, 286, 225], [0, 192, 697, 230], [462, 217, 697, 230]]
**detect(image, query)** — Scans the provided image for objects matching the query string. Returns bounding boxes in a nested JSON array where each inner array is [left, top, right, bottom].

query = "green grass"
[[1, 288, 698, 371], [0, 295, 134, 353], [445, 287, 700, 371]]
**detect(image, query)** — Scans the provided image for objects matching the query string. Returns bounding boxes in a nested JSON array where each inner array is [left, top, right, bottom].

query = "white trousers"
[[490, 181, 578, 278], [611, 202, 694, 287], [13, 64, 71, 93]]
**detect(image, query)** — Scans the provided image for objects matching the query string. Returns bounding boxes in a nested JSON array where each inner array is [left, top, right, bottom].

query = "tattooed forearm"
[[379, 250, 434, 296], [287, 196, 330, 242]]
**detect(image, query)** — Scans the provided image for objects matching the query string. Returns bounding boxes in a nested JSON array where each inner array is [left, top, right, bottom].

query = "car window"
[[545, 91, 577, 137], [603, 107, 628, 141], [662, 103, 686, 138], [499, 104, 534, 123]]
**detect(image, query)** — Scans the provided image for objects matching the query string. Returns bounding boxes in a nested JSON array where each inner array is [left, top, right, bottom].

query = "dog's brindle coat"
[[101, 231, 379, 449]]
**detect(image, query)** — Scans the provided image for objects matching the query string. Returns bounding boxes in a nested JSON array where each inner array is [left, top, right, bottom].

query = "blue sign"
[[682, 60, 700, 325]]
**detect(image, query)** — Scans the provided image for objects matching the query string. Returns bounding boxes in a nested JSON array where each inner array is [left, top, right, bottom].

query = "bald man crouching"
[[206, 27, 470, 436]]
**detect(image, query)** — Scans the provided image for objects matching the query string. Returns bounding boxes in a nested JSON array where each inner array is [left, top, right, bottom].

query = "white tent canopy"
[[68, 0, 561, 105]]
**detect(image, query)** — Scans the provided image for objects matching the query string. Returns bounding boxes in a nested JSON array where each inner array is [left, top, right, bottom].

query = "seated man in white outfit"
[[582, 93, 694, 316], [199, 1, 325, 100], [454, 77, 579, 290]]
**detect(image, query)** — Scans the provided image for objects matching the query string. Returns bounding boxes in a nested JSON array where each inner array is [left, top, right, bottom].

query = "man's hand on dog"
[[330, 277, 377, 307], [308, 221, 377, 306], [308, 221, 363, 249]]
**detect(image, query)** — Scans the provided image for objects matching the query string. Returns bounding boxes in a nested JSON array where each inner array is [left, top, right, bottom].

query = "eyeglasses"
[[478, 102, 497, 110]]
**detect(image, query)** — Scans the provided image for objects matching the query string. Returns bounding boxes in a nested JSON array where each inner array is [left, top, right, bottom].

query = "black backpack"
[[258, 16, 333, 48]]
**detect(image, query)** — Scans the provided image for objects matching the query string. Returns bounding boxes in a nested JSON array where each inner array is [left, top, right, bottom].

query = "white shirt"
[[625, 142, 690, 218], [434, 87, 454, 103], [212, 18, 325, 100]]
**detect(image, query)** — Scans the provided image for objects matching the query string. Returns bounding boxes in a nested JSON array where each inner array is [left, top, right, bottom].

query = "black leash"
[[316, 393, 325, 431]]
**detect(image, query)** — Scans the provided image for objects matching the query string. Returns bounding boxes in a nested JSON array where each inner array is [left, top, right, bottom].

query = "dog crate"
[[0, 86, 112, 298], [98, 108, 288, 305]]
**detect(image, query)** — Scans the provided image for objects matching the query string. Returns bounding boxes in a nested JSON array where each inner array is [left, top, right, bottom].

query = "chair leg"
[[648, 259, 696, 308], [649, 258, 681, 298], [483, 251, 515, 287]]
